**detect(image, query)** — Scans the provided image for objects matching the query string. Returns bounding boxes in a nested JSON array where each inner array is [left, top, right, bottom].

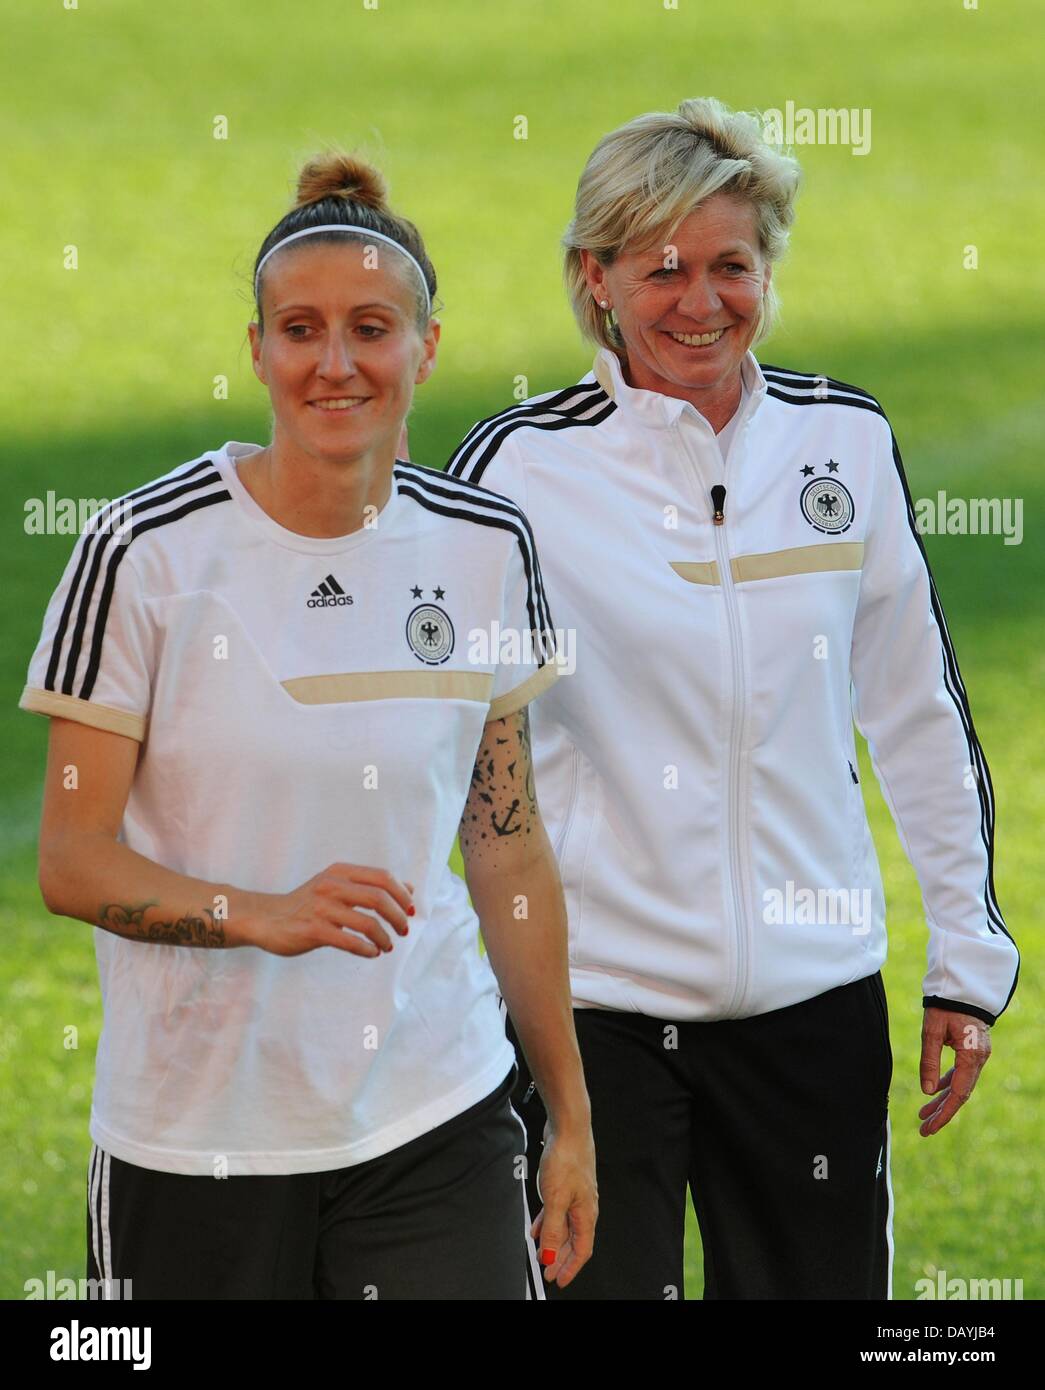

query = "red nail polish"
[[407, 905, 415, 917], [540, 1248, 556, 1266]]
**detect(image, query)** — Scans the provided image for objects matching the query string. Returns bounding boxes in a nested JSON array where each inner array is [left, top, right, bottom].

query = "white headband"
[[253, 224, 431, 315]]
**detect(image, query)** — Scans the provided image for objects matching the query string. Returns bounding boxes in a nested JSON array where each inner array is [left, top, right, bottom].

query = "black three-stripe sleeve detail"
[[395, 479, 554, 659], [760, 364, 882, 402], [760, 365, 887, 416], [451, 399, 617, 487], [46, 462, 226, 695], [450, 380, 606, 458], [79, 490, 232, 700], [395, 463, 555, 636], [764, 384, 887, 417], [63, 473, 228, 694], [447, 385, 615, 485], [884, 425, 1017, 1014]]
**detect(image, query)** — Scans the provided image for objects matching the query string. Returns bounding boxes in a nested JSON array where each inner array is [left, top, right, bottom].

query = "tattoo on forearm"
[[98, 901, 226, 948], [460, 709, 539, 860], [492, 800, 522, 835]]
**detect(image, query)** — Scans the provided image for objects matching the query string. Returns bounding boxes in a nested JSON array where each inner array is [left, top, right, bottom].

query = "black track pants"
[[509, 973, 893, 1300], [86, 1065, 530, 1300]]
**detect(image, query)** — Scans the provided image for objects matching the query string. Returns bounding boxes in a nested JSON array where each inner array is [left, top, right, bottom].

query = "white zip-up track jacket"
[[448, 347, 1019, 1025]]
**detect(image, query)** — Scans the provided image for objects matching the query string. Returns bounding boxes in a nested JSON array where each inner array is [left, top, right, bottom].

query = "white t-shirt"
[[20, 442, 557, 1175]]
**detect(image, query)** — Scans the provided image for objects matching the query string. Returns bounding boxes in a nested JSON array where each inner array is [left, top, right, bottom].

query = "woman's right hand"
[[245, 864, 415, 958]]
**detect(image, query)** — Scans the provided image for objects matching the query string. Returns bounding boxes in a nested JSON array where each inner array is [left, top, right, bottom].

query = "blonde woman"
[[448, 98, 1017, 1299], [21, 154, 596, 1300]]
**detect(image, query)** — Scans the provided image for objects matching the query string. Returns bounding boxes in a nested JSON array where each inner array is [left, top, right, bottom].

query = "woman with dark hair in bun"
[[21, 152, 596, 1300]]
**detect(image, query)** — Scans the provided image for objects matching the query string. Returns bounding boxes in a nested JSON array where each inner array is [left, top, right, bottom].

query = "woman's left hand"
[[531, 1123, 598, 1288], [918, 1007, 992, 1136]]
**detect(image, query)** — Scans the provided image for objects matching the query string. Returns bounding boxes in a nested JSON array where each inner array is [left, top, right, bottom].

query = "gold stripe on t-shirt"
[[281, 670, 495, 705], [18, 686, 147, 741], [486, 661, 559, 723], [671, 542, 864, 586]]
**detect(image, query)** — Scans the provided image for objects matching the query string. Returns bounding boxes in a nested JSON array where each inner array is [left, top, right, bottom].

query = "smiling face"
[[581, 192, 771, 416], [247, 239, 438, 466]]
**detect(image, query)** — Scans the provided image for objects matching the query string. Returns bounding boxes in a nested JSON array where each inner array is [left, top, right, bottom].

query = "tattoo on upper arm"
[[98, 902, 226, 948], [460, 708, 539, 860]]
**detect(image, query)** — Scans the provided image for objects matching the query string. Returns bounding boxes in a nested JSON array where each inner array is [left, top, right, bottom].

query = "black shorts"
[[509, 972, 894, 1300], [87, 1065, 531, 1299]]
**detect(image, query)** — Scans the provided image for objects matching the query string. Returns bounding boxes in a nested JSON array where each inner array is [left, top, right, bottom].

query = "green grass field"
[[2, 0, 1042, 1299]]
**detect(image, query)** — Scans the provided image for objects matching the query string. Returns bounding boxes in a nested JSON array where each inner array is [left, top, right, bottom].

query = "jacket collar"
[[592, 345, 767, 433]]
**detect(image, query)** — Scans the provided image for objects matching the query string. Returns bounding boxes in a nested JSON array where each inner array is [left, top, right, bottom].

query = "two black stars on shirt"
[[800, 458, 841, 476], [411, 585, 446, 599]]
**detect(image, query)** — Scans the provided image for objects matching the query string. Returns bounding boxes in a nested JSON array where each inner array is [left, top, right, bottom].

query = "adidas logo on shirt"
[[307, 575, 354, 609]]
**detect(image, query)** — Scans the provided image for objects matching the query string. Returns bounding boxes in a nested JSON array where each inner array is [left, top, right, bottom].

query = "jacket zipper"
[[711, 483, 751, 1017], [675, 428, 752, 1018]]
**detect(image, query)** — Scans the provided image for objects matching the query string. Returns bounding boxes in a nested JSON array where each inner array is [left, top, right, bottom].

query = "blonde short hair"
[[562, 97, 802, 358]]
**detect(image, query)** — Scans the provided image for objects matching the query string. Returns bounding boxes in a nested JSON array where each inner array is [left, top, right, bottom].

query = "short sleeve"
[[19, 528, 154, 742], [486, 519, 559, 722]]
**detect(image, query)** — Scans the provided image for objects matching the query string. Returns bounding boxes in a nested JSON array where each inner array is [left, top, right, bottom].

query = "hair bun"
[[294, 153, 388, 212]]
